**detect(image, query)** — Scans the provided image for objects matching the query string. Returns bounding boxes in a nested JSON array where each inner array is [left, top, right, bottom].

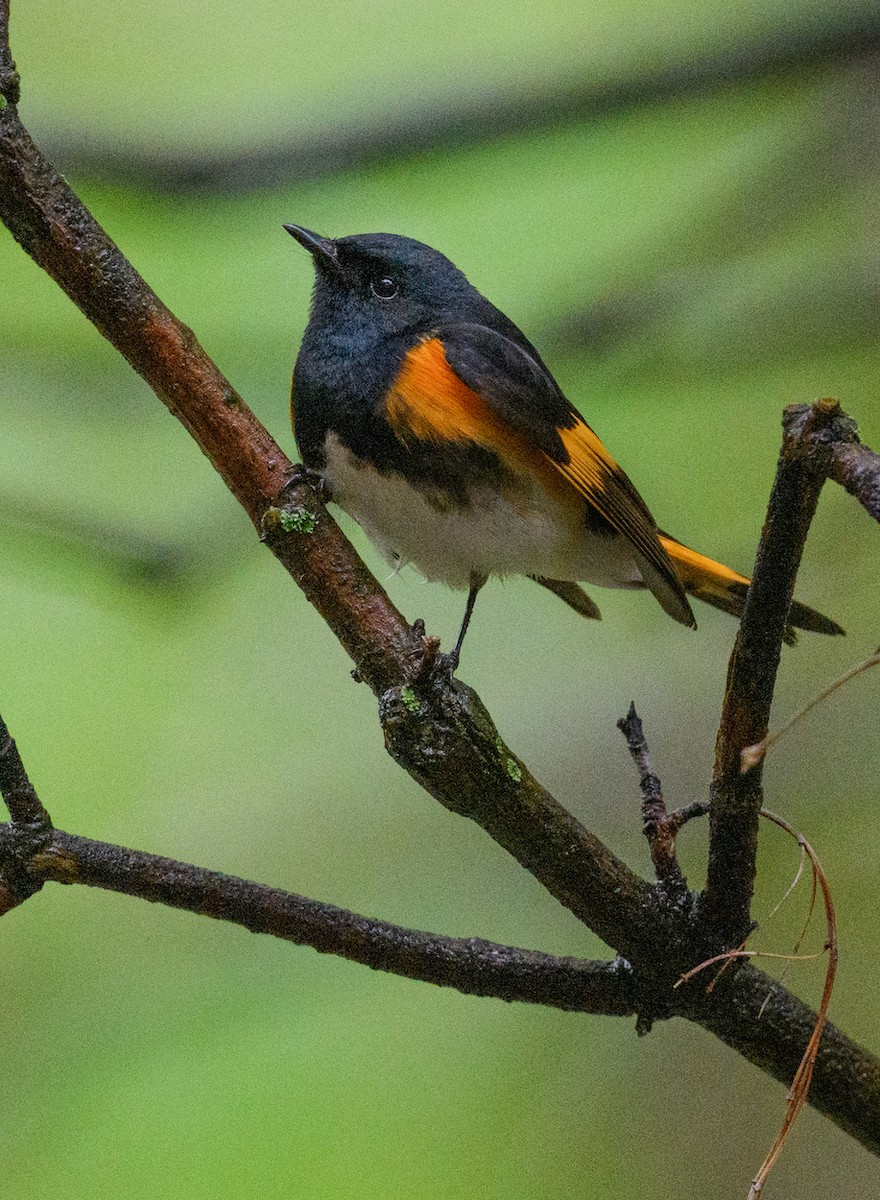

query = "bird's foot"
[[435, 648, 461, 680], [279, 463, 331, 504]]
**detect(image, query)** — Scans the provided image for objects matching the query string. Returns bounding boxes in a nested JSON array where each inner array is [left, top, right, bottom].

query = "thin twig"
[[0, 715, 51, 828], [678, 948, 828, 991], [617, 703, 706, 887], [757, 845, 814, 1006], [667, 801, 711, 834], [618, 702, 672, 875]]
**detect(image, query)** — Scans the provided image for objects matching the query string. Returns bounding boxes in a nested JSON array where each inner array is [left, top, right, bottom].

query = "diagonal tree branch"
[[703, 401, 866, 947], [0, 116, 418, 697]]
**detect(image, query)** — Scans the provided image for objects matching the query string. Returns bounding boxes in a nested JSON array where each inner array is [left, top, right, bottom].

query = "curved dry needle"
[[691, 838, 810, 997], [741, 650, 880, 772], [747, 809, 838, 1200]]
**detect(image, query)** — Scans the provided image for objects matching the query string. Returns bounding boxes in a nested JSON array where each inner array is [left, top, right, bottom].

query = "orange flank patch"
[[386, 337, 538, 469]]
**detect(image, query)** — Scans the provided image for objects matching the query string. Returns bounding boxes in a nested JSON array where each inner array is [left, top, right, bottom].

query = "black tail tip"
[[788, 600, 846, 639]]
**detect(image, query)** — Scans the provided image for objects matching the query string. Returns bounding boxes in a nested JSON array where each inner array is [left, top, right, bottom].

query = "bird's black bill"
[[283, 224, 339, 268]]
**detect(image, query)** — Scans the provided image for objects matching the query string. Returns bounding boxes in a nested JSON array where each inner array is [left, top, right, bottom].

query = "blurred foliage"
[[1, 1, 879, 1197]]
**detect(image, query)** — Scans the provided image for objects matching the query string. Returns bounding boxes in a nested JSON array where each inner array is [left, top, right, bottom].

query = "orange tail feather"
[[659, 534, 844, 639]]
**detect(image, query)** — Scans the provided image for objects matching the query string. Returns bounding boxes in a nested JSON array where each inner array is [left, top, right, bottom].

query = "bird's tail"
[[659, 533, 844, 640]]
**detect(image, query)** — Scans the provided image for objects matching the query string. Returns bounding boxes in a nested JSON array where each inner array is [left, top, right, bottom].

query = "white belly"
[[322, 434, 642, 591]]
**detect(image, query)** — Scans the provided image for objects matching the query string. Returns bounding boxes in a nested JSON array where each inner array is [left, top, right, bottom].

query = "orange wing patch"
[[552, 422, 624, 505], [548, 420, 694, 627], [390, 339, 620, 505], [553, 424, 678, 562], [552, 421, 660, 556]]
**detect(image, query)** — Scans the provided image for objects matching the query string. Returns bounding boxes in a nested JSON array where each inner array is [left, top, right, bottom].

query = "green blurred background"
[[2, 1, 879, 1195]]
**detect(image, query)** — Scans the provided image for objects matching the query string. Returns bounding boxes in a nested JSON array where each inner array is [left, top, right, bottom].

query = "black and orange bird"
[[286, 226, 842, 667]]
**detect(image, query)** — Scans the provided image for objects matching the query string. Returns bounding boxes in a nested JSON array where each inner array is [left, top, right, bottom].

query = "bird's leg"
[[443, 576, 485, 674]]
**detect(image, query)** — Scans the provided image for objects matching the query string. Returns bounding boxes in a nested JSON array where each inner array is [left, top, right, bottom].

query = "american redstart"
[[285, 226, 842, 666]]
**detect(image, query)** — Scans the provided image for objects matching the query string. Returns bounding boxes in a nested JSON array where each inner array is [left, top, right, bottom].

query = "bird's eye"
[[370, 276, 398, 299]]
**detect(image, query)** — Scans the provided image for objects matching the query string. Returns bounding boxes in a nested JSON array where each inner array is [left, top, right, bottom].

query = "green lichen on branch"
[[495, 735, 522, 782], [279, 507, 317, 534], [261, 505, 317, 538]]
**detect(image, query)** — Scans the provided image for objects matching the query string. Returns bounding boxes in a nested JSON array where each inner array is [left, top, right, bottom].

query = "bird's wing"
[[385, 323, 693, 627]]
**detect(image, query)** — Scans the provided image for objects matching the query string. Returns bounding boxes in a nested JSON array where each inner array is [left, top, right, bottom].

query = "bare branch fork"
[[617, 701, 709, 894], [2, 3, 880, 1159]]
